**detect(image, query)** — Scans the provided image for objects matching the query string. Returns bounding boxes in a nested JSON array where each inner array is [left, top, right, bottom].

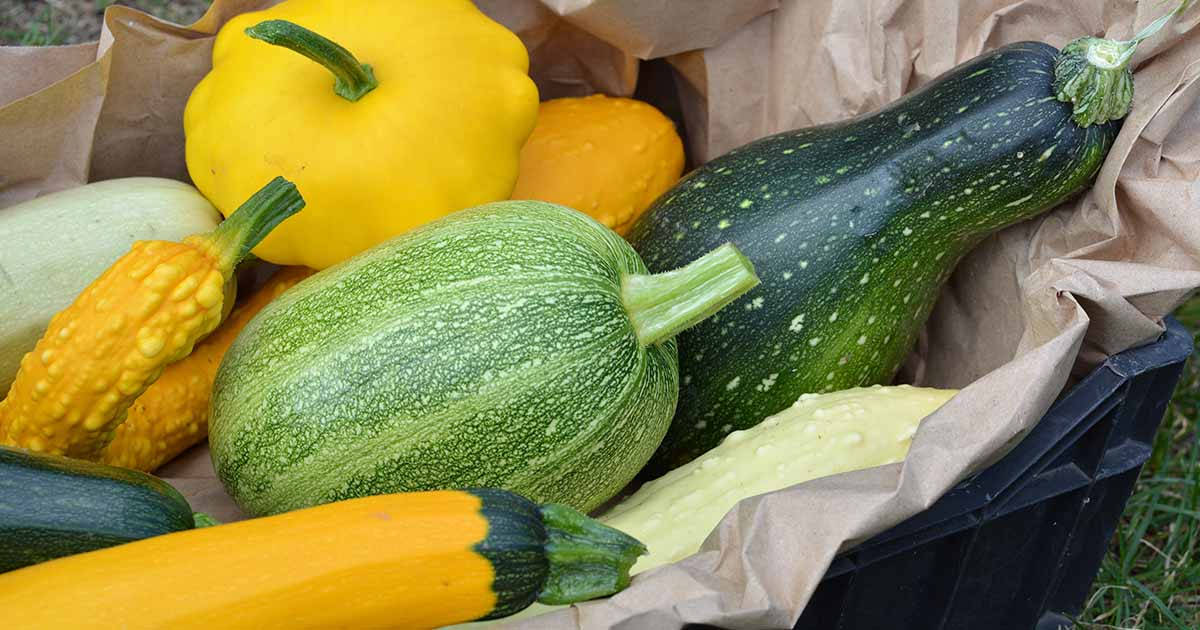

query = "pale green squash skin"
[[209, 201, 680, 516]]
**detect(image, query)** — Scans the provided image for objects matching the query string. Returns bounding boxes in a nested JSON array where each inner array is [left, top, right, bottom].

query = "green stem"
[[1053, 1, 1195, 126], [536, 503, 647, 606], [622, 243, 760, 347], [207, 176, 305, 270], [191, 512, 220, 528], [245, 19, 378, 102]]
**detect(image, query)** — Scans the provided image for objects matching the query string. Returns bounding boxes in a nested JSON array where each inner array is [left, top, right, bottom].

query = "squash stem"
[[191, 512, 220, 528], [204, 176, 305, 271], [245, 19, 378, 102], [536, 503, 647, 605], [622, 243, 759, 348], [1053, 0, 1194, 126]]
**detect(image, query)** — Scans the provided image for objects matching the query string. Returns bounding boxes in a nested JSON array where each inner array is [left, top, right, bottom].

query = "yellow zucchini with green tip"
[[0, 488, 645, 629]]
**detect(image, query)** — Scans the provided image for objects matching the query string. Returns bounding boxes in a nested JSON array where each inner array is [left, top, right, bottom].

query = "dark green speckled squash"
[[627, 40, 1133, 473]]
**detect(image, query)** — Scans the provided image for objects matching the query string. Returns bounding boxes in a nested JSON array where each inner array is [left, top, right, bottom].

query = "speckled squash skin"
[[100, 267, 314, 472], [209, 201, 680, 516], [627, 42, 1120, 472]]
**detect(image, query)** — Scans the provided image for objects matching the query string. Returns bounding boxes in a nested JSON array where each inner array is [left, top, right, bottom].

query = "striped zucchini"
[[0, 445, 202, 573], [0, 488, 645, 629], [627, 40, 1130, 473], [209, 200, 758, 516]]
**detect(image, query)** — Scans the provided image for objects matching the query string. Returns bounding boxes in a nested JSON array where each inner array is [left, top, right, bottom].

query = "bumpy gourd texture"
[[100, 267, 314, 471], [0, 238, 234, 460], [0, 178, 221, 393], [184, 0, 540, 269], [511, 95, 684, 235]]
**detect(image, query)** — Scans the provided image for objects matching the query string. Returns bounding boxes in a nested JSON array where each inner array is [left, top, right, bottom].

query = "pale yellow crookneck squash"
[[450, 385, 958, 629], [0, 489, 646, 630], [184, 0, 540, 270], [100, 266, 315, 471], [511, 94, 685, 236], [0, 178, 304, 460]]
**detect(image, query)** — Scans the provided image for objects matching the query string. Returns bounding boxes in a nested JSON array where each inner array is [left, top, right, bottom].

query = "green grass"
[[1077, 297, 1200, 628], [0, 5, 67, 46], [0, 1, 212, 46]]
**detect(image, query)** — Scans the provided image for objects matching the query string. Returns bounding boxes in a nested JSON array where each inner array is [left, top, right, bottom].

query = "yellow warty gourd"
[[511, 94, 685, 235], [0, 178, 304, 460], [100, 266, 315, 471]]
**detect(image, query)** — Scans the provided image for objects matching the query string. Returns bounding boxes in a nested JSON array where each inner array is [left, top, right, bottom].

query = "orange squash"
[[0, 177, 304, 460], [100, 266, 315, 471], [0, 489, 645, 630], [511, 94, 684, 235]]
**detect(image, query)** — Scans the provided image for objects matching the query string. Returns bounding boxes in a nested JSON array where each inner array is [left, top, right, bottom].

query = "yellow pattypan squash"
[[184, 0, 539, 269], [511, 94, 685, 236]]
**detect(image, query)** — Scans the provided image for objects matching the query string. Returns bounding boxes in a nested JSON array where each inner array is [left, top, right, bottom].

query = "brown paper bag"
[[2, 1, 1199, 629]]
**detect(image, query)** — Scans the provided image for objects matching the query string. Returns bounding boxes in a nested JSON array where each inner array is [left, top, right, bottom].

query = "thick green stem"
[[1053, 1, 1195, 126], [536, 503, 647, 606], [207, 176, 305, 270], [245, 19, 378, 102], [622, 243, 760, 348]]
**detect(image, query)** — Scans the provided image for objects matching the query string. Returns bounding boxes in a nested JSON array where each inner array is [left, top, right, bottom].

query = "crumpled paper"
[[3, 1, 1199, 629]]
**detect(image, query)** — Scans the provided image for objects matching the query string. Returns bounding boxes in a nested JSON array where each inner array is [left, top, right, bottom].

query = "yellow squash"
[[0, 489, 645, 630], [0, 178, 304, 460], [511, 94, 685, 235], [100, 266, 315, 471], [184, 0, 540, 270]]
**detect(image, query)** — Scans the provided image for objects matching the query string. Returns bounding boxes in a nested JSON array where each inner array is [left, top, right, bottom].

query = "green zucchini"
[[209, 200, 758, 517], [627, 40, 1130, 473], [0, 445, 200, 572]]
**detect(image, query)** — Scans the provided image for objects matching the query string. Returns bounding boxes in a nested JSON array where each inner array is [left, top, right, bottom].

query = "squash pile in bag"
[[0, 0, 1185, 626]]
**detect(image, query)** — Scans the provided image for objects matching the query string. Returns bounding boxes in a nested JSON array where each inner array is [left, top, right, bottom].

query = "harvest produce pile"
[[0, 0, 1193, 628]]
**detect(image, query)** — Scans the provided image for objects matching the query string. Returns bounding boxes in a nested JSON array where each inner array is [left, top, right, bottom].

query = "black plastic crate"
[[689, 317, 1192, 630], [791, 317, 1193, 629]]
